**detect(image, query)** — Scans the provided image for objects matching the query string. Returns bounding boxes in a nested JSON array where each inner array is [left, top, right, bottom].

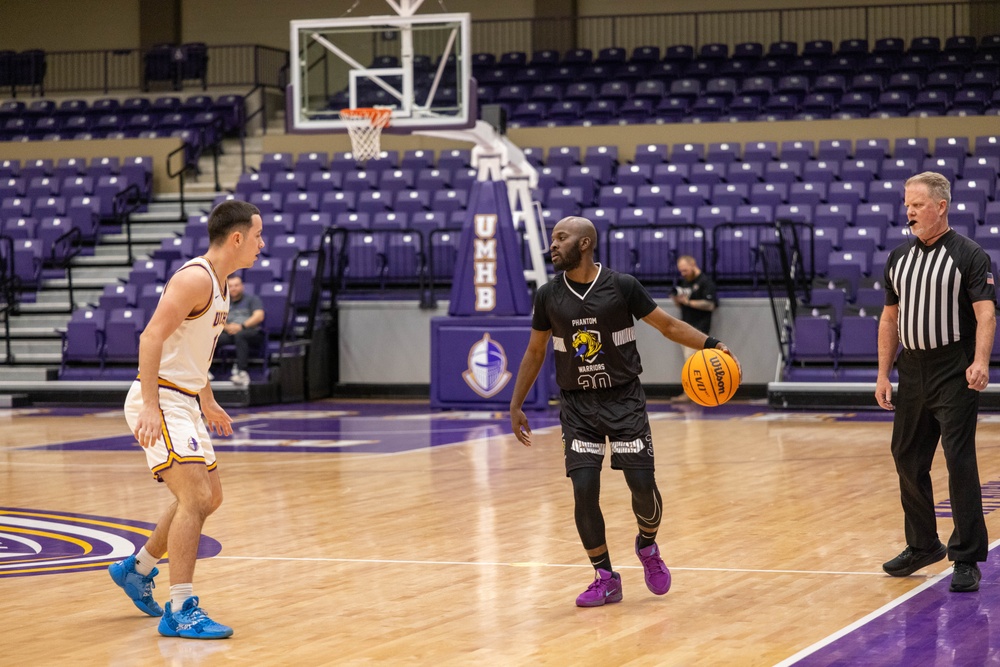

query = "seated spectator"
[[217, 275, 264, 385]]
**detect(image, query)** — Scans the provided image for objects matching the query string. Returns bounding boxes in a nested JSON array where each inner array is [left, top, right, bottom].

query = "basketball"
[[681, 349, 741, 407]]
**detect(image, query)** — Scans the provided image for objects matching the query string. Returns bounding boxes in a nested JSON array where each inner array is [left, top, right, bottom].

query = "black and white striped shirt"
[[884, 229, 996, 350]]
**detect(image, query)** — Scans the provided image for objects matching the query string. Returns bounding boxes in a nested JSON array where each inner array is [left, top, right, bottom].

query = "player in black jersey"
[[510, 215, 740, 607]]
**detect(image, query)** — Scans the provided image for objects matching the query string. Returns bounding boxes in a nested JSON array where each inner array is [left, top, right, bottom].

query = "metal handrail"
[[165, 114, 228, 218], [12, 43, 288, 96], [472, 1, 990, 55], [49, 226, 83, 313], [113, 184, 145, 264], [0, 235, 16, 364]]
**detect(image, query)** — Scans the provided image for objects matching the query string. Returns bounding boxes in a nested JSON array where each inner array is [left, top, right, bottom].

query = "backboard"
[[289, 12, 472, 132]]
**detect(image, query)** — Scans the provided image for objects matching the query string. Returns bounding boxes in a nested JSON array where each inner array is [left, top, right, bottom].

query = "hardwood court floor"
[[3, 400, 1000, 666]]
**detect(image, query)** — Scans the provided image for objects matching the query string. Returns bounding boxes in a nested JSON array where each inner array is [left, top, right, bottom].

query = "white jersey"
[[153, 256, 229, 392]]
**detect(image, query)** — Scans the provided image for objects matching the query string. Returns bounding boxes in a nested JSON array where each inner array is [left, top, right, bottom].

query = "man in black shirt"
[[876, 171, 996, 593], [509, 216, 740, 607], [672, 255, 717, 336]]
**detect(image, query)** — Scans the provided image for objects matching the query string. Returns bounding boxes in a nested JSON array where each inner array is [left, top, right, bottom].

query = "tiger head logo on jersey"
[[572, 330, 603, 364]]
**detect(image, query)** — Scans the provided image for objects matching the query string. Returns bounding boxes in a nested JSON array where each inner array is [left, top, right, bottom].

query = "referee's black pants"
[[891, 342, 988, 563]]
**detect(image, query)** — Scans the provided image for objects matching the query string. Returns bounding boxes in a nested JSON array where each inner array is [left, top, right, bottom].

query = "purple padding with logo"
[[447, 179, 533, 317], [430, 316, 554, 410]]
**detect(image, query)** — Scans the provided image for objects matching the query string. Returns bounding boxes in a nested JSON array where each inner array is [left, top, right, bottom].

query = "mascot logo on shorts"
[[572, 330, 603, 364], [462, 333, 511, 398]]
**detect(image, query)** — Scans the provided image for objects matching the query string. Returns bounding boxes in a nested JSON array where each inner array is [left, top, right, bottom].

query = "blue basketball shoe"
[[109, 555, 162, 616], [158, 596, 233, 639]]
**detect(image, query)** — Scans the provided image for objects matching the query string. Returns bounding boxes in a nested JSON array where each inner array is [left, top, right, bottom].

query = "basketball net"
[[339, 107, 392, 162]]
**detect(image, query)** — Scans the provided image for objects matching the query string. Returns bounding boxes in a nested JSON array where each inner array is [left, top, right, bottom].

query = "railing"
[[473, 1, 990, 56], [0, 235, 16, 365], [113, 184, 146, 265], [49, 226, 83, 313], [18, 44, 288, 96], [166, 115, 228, 218]]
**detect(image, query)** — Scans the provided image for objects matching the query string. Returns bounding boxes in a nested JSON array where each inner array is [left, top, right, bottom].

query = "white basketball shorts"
[[124, 379, 217, 482]]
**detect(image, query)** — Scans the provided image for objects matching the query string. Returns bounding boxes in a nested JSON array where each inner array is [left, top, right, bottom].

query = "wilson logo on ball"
[[681, 349, 740, 407]]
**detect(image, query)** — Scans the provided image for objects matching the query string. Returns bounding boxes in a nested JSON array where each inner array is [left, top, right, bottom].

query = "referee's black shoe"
[[882, 542, 947, 577], [950, 561, 981, 592]]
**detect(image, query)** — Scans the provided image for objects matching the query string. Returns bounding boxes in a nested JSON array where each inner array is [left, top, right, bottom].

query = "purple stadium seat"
[[235, 172, 268, 197], [598, 185, 634, 209], [742, 141, 778, 163], [657, 206, 695, 226], [635, 184, 672, 209], [749, 183, 788, 207], [827, 181, 867, 207], [879, 158, 918, 181], [706, 142, 741, 163], [779, 140, 815, 163], [384, 232, 422, 283], [763, 161, 801, 185], [61, 308, 107, 371], [334, 212, 371, 230], [789, 182, 827, 207], [319, 191, 355, 217], [726, 161, 764, 184], [734, 204, 772, 223], [712, 183, 749, 207], [891, 137, 928, 161], [617, 207, 654, 227], [606, 228, 637, 273], [712, 225, 758, 280], [921, 157, 960, 182], [688, 162, 725, 185], [355, 190, 391, 215], [616, 163, 653, 186], [432, 189, 467, 213], [855, 203, 895, 228], [695, 205, 732, 230], [791, 314, 837, 364], [651, 163, 690, 187], [673, 184, 711, 208], [103, 308, 145, 363], [841, 226, 881, 258], [565, 165, 601, 196], [283, 191, 319, 215], [270, 171, 306, 194], [369, 212, 406, 231], [815, 203, 853, 229], [249, 191, 282, 214], [839, 315, 880, 361], [963, 156, 1000, 182]]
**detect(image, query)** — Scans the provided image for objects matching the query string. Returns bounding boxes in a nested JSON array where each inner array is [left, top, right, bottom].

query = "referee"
[[876, 171, 996, 593]]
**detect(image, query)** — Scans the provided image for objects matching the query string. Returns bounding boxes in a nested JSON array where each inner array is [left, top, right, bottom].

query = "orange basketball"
[[681, 348, 741, 407]]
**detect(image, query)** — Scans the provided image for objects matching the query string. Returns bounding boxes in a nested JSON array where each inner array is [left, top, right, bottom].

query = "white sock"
[[170, 583, 194, 610], [134, 546, 159, 577]]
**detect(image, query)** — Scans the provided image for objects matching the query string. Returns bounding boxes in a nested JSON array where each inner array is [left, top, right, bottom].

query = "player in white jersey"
[[111, 200, 264, 639]]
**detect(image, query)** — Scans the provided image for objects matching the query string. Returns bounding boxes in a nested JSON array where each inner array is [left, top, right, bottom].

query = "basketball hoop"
[[339, 107, 392, 162]]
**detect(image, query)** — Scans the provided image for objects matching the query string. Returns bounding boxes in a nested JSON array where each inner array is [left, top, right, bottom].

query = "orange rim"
[[339, 107, 392, 127]]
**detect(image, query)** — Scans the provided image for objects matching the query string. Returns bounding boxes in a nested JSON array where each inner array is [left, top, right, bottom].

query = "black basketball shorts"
[[559, 377, 655, 476]]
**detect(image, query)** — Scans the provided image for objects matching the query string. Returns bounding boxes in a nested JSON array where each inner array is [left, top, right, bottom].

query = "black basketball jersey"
[[532, 266, 657, 391]]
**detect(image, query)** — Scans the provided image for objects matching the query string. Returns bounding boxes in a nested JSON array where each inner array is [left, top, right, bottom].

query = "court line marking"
[[211, 554, 887, 576], [773, 536, 1000, 667]]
